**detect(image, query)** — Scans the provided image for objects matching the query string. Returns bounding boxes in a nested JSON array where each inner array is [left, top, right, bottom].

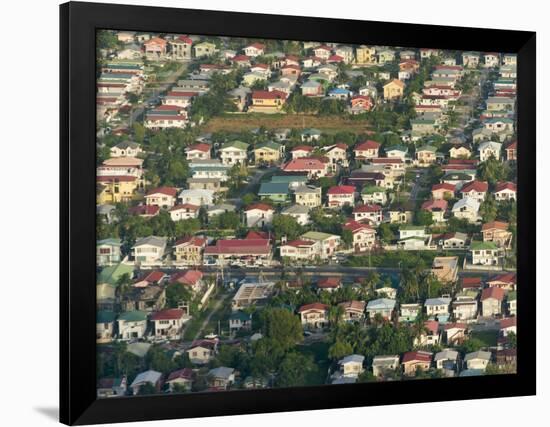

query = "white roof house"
[[130, 370, 162, 391], [178, 189, 214, 206]]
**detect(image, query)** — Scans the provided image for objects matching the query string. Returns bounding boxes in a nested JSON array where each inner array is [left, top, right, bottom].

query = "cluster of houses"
[[96, 37, 519, 397]]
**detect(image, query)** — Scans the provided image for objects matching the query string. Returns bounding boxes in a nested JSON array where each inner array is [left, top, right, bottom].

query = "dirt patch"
[[202, 113, 371, 134]]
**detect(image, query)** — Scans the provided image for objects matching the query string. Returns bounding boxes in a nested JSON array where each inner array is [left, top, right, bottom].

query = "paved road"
[[409, 168, 428, 201], [129, 63, 189, 126]]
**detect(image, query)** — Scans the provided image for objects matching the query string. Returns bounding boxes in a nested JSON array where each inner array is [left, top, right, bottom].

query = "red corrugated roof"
[[298, 302, 329, 313], [186, 143, 211, 153], [174, 236, 207, 247], [495, 181, 517, 193], [327, 185, 355, 195], [481, 287, 505, 301], [151, 308, 184, 321], [402, 351, 432, 363], [461, 181, 488, 193], [146, 186, 178, 197], [355, 140, 380, 151]]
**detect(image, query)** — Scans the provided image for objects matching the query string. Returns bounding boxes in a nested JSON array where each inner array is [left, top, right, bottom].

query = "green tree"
[[166, 282, 193, 308], [275, 352, 315, 387], [137, 382, 158, 395], [259, 308, 303, 352], [328, 339, 353, 360], [480, 196, 498, 223], [415, 210, 434, 226], [272, 214, 302, 241]]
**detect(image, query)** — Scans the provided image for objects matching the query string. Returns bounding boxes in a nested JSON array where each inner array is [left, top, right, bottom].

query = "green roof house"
[[258, 182, 290, 202]]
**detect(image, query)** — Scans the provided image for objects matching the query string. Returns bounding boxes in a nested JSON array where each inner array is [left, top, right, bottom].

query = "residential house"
[[187, 178, 222, 192], [487, 273, 517, 291], [471, 241, 502, 266], [229, 311, 252, 333], [282, 157, 330, 179], [494, 182, 517, 201], [356, 45, 376, 64], [279, 239, 319, 262], [169, 35, 193, 60], [298, 303, 330, 329], [327, 185, 356, 208], [402, 351, 432, 376], [460, 181, 488, 203], [399, 303, 421, 323], [464, 351, 492, 371], [343, 220, 376, 252], [143, 37, 167, 59], [452, 198, 480, 223], [193, 41, 217, 58], [258, 182, 290, 202], [208, 367, 235, 390], [301, 128, 322, 142], [421, 199, 448, 223], [444, 323, 468, 345], [449, 144, 472, 159], [397, 225, 431, 250], [361, 186, 387, 205], [424, 297, 452, 320], [117, 311, 148, 340], [130, 370, 162, 395], [482, 221, 512, 248], [96, 311, 116, 343], [110, 141, 142, 158], [478, 141, 502, 161], [414, 320, 441, 347], [499, 317, 517, 337], [244, 203, 275, 228], [132, 236, 167, 265], [339, 300, 366, 323], [173, 236, 206, 265], [178, 189, 214, 206], [97, 176, 139, 204], [505, 141, 517, 161], [185, 143, 211, 161], [431, 183, 456, 200], [416, 145, 438, 166], [353, 204, 383, 225], [481, 287, 505, 316], [366, 298, 396, 321], [301, 80, 323, 96], [354, 140, 380, 160], [452, 294, 478, 321], [436, 232, 468, 249], [145, 187, 178, 209], [151, 308, 187, 340], [337, 355, 364, 380], [97, 238, 122, 266], [254, 141, 283, 164], [372, 355, 400, 377], [165, 368, 194, 392], [186, 340, 217, 365], [121, 285, 166, 313], [317, 277, 342, 293], [434, 350, 460, 376], [383, 79, 405, 100], [204, 239, 273, 267], [301, 231, 341, 259], [170, 270, 204, 294], [281, 204, 310, 226], [244, 42, 265, 57], [219, 140, 249, 166], [462, 51, 480, 68], [249, 90, 287, 113], [291, 145, 314, 159], [169, 204, 199, 221], [323, 143, 349, 168]]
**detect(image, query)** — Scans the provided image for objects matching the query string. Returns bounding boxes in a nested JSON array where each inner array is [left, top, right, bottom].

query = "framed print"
[[60, 1, 536, 425]]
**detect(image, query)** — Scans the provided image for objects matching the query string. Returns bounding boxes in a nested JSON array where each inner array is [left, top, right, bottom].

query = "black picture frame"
[[60, 1, 536, 425]]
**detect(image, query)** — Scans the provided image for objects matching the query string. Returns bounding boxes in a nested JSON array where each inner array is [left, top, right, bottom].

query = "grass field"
[[471, 330, 498, 347], [202, 113, 371, 134]]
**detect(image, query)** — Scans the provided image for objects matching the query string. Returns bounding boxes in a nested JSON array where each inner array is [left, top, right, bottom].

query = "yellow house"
[[97, 176, 139, 204], [356, 45, 376, 64], [383, 79, 405, 100], [254, 141, 283, 164], [249, 90, 287, 113]]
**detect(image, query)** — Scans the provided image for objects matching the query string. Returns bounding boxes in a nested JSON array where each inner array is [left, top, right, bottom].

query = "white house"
[[244, 203, 275, 228], [464, 351, 491, 371], [151, 308, 187, 340], [169, 204, 200, 221], [452, 198, 480, 223], [117, 311, 148, 340], [178, 189, 214, 206], [132, 236, 167, 265], [478, 141, 502, 161], [281, 204, 310, 226]]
